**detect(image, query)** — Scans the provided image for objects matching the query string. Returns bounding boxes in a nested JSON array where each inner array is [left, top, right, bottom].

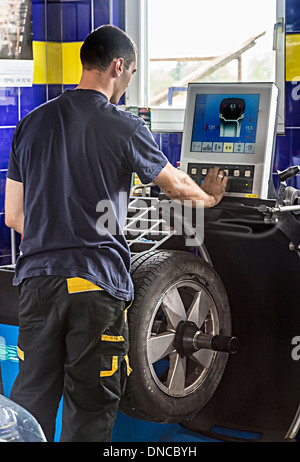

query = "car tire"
[[120, 249, 231, 423]]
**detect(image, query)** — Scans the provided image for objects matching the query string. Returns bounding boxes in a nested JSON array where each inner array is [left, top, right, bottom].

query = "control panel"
[[180, 83, 279, 199], [187, 163, 255, 194]]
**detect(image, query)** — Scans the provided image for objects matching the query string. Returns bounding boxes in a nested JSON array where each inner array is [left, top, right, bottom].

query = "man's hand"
[[200, 167, 228, 206], [153, 162, 227, 208]]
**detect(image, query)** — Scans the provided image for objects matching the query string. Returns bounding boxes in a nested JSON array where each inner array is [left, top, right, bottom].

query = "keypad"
[[187, 163, 255, 194]]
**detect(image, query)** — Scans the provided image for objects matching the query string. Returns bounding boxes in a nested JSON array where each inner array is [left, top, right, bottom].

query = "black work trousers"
[[10, 275, 129, 442]]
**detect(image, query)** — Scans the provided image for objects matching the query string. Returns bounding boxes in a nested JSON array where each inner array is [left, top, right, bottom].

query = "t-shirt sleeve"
[[7, 128, 22, 182], [125, 122, 168, 184]]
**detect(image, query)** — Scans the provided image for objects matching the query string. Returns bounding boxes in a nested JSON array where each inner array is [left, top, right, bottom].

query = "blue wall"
[[276, 0, 300, 188]]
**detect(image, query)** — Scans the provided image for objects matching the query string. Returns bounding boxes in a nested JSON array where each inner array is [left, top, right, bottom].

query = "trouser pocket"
[[18, 284, 45, 330], [99, 356, 132, 410], [99, 312, 132, 396]]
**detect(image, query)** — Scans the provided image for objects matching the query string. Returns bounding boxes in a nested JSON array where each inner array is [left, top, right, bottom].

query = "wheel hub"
[[147, 278, 235, 398], [174, 320, 239, 357]]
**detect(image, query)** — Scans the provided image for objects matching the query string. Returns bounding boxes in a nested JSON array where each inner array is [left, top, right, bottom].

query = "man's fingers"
[[216, 169, 226, 182], [202, 166, 228, 199], [204, 168, 214, 180], [218, 170, 228, 188], [208, 166, 226, 178]]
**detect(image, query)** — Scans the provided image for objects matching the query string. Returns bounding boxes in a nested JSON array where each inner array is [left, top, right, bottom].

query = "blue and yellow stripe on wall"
[[32, 35, 299, 86], [32, 41, 83, 85], [275, 0, 300, 189], [286, 34, 300, 82], [30, 0, 122, 85], [273, 31, 300, 188]]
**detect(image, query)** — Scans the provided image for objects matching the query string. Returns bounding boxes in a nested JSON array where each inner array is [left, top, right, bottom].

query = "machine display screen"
[[191, 93, 260, 154]]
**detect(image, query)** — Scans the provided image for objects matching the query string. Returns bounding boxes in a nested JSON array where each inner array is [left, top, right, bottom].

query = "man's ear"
[[113, 58, 125, 77]]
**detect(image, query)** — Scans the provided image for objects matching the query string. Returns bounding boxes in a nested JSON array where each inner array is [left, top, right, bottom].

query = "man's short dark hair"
[[80, 25, 137, 72]]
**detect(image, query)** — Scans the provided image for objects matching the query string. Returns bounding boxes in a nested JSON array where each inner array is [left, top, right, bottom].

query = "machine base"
[[183, 198, 300, 442]]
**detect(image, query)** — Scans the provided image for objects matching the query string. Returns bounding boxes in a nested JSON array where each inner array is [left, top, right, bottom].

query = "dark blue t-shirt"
[[7, 89, 168, 301]]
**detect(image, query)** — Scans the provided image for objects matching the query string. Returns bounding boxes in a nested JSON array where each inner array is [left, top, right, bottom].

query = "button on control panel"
[[187, 163, 255, 195]]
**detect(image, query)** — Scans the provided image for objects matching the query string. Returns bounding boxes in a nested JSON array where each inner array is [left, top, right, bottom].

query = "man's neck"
[[75, 69, 113, 101]]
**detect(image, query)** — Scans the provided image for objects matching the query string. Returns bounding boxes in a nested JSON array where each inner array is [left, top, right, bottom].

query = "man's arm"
[[153, 162, 227, 208], [5, 178, 24, 234]]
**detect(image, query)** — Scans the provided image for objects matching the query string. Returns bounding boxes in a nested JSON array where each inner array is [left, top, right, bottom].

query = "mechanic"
[[4, 25, 227, 442]]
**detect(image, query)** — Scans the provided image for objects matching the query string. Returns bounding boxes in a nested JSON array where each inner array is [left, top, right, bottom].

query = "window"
[[125, 0, 285, 133]]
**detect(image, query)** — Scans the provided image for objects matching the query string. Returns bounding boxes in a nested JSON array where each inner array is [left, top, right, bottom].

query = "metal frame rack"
[[125, 196, 176, 255]]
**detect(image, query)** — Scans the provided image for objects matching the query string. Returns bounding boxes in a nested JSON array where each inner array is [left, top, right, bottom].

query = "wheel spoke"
[[187, 289, 212, 328], [191, 348, 215, 369], [147, 332, 176, 364], [161, 286, 187, 329], [165, 352, 186, 395]]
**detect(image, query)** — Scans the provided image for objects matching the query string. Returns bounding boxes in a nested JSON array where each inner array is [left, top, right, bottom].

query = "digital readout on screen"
[[191, 93, 260, 155]]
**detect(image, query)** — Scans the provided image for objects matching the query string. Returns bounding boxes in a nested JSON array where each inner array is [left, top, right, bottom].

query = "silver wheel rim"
[[147, 279, 219, 397]]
